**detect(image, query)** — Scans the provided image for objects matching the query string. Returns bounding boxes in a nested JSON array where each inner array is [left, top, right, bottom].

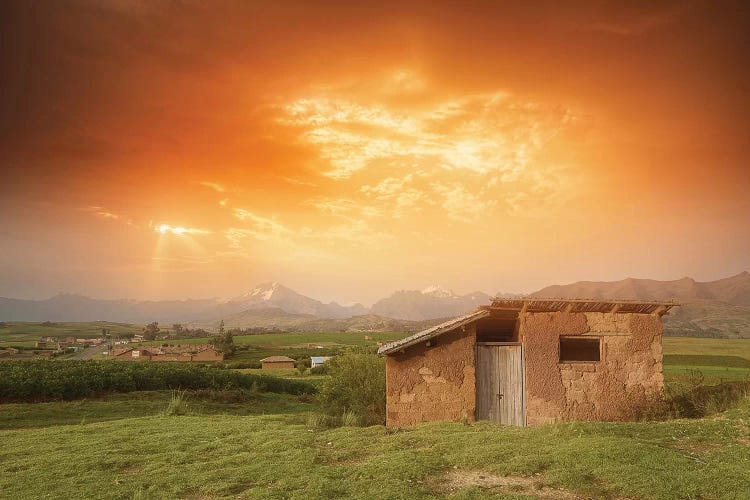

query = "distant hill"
[[190, 307, 444, 333], [0, 294, 223, 323], [370, 286, 492, 321], [530, 272, 750, 306], [0, 282, 367, 323], [4, 274, 748, 337], [220, 282, 367, 319], [530, 272, 750, 338]]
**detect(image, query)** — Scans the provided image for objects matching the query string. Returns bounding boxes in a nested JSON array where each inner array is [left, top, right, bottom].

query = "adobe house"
[[260, 355, 296, 370], [378, 298, 676, 427]]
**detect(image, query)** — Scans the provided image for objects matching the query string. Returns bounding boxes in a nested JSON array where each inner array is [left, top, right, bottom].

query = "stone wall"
[[385, 325, 476, 426], [521, 311, 663, 426]]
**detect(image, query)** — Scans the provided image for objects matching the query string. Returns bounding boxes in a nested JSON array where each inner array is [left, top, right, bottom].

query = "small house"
[[378, 298, 675, 427], [260, 356, 296, 370], [310, 356, 331, 368]]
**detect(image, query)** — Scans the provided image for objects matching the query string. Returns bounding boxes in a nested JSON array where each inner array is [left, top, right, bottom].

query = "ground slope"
[[1, 404, 749, 499]]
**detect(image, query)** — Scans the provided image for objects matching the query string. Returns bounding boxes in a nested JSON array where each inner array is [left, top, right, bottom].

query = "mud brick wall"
[[521, 311, 664, 426], [385, 324, 476, 426]]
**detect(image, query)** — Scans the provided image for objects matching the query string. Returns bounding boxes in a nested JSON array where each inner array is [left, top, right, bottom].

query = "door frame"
[[475, 341, 526, 426]]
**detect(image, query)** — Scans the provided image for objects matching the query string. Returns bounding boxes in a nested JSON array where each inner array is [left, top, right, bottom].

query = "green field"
[[139, 331, 406, 348], [0, 321, 141, 347], [2, 334, 750, 498], [0, 391, 749, 498]]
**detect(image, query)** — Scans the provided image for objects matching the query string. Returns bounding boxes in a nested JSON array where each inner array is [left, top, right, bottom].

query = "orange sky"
[[1, 0, 749, 305]]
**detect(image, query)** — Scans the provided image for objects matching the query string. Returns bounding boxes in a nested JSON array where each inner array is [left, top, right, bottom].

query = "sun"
[[155, 224, 200, 235]]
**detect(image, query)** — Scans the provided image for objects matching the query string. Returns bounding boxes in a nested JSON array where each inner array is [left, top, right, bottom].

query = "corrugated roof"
[[260, 355, 296, 363], [377, 309, 490, 356], [310, 356, 330, 363]]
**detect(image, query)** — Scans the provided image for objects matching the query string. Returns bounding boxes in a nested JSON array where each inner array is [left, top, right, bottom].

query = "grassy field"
[[1, 336, 750, 498], [662, 338, 750, 385], [663, 337, 750, 359], [140, 331, 407, 348], [138, 331, 411, 368], [0, 321, 141, 347], [0, 390, 313, 430], [0, 394, 749, 498]]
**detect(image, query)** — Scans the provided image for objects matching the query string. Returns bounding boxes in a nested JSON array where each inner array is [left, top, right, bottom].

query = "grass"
[[1, 335, 750, 498], [0, 390, 314, 430], [140, 330, 409, 348], [0, 399, 749, 498], [663, 337, 750, 359], [0, 321, 141, 347]]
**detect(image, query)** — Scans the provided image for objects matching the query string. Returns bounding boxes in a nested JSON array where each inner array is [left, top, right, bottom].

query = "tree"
[[210, 320, 235, 355], [143, 322, 160, 341], [296, 358, 307, 376], [172, 323, 184, 336]]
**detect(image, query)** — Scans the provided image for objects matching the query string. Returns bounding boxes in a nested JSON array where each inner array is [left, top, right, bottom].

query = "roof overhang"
[[486, 298, 678, 315], [377, 309, 490, 356]]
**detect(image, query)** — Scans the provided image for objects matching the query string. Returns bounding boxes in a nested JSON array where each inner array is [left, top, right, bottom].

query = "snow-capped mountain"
[[370, 288, 492, 321], [222, 282, 368, 319], [420, 285, 458, 298]]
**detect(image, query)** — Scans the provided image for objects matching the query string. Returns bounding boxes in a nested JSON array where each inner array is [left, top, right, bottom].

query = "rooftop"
[[378, 298, 678, 356]]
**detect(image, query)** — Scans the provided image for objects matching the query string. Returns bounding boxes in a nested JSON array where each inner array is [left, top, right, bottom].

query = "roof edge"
[[378, 309, 490, 356]]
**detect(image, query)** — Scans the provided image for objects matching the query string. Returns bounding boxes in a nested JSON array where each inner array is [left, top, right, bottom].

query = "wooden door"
[[475, 343, 525, 425]]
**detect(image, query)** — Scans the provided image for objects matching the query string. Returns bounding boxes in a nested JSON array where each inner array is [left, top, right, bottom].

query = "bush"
[[310, 364, 328, 375], [0, 360, 317, 402], [317, 351, 386, 426]]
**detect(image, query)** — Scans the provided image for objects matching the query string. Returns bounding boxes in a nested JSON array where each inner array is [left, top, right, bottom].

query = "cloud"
[[432, 183, 497, 222], [232, 208, 292, 241], [283, 176, 318, 187], [200, 181, 226, 193], [281, 89, 577, 181], [360, 174, 430, 218]]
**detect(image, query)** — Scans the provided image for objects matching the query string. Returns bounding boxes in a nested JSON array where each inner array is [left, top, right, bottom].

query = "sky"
[[1, 0, 749, 305]]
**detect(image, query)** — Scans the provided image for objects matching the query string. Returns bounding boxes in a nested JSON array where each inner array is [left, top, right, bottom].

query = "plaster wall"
[[385, 325, 476, 426], [521, 311, 664, 426]]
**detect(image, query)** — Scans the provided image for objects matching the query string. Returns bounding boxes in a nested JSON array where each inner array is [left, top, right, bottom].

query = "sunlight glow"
[[154, 224, 210, 236]]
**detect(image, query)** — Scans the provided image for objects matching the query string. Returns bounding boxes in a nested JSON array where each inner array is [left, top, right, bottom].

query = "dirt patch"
[[434, 469, 584, 499]]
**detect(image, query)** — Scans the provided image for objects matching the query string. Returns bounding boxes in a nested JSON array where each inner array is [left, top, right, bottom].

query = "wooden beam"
[[652, 305, 667, 316]]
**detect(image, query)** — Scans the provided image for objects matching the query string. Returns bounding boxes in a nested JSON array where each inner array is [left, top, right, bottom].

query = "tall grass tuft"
[[341, 410, 360, 427], [161, 390, 191, 416]]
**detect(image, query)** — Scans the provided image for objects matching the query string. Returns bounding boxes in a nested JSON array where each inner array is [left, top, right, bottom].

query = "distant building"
[[112, 344, 223, 362], [310, 356, 331, 368], [260, 356, 296, 370]]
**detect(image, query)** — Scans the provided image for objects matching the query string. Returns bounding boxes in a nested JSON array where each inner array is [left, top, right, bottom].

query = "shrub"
[[0, 360, 317, 402], [296, 359, 307, 376], [317, 351, 386, 426], [310, 364, 328, 375]]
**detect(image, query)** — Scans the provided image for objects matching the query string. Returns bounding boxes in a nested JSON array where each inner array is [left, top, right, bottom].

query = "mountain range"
[[1, 272, 749, 337], [530, 272, 750, 338]]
